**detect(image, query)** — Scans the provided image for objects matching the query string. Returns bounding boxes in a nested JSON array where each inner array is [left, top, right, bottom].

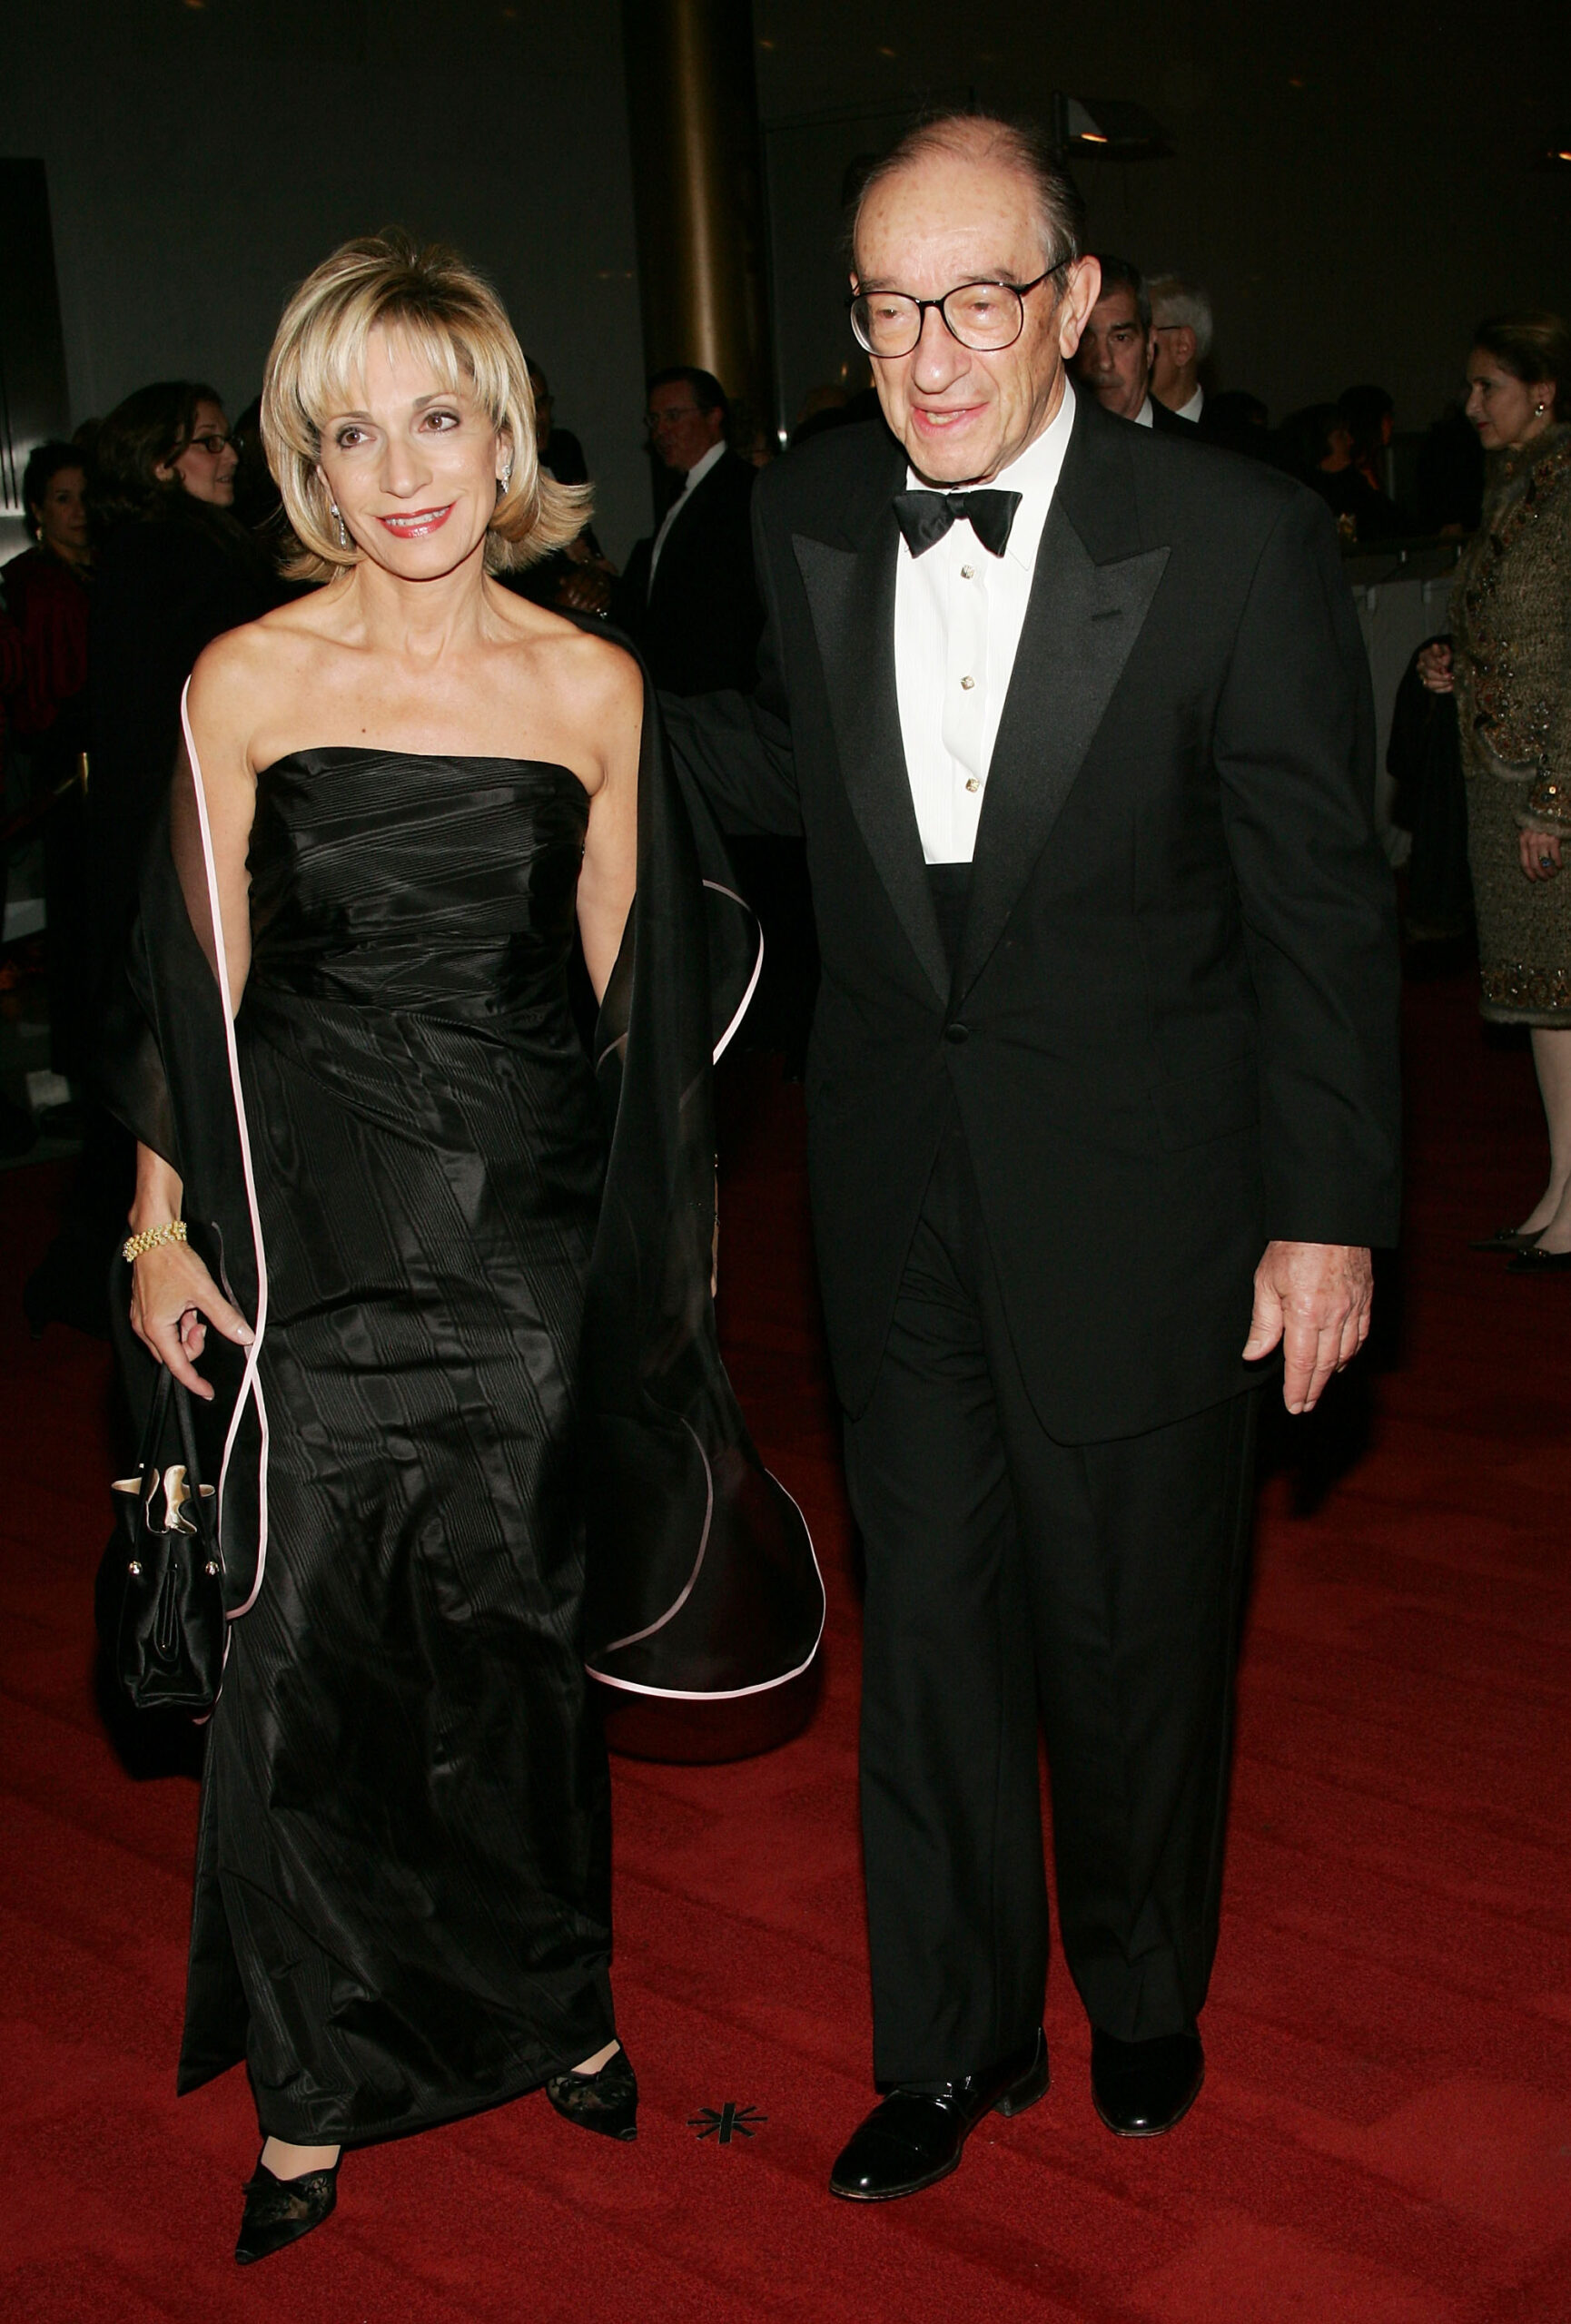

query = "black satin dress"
[[178, 749, 616, 2144]]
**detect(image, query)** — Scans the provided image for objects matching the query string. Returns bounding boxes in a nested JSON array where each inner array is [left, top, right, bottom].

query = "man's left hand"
[[1242, 1240, 1373, 1413]]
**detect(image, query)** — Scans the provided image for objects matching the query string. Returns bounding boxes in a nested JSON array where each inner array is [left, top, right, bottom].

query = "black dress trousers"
[[843, 1108, 1260, 2084]]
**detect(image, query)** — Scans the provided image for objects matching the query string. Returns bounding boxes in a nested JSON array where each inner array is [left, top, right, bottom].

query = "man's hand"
[[1242, 1240, 1372, 1414], [1416, 640, 1454, 694]]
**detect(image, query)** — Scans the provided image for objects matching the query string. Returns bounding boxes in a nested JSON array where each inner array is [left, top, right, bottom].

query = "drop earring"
[[330, 501, 350, 550], [499, 460, 514, 491]]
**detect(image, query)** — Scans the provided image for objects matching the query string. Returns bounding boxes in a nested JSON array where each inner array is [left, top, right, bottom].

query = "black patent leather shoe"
[[235, 2155, 340, 2265], [1507, 1243, 1571, 1275], [546, 2042, 638, 2141], [829, 2026, 1049, 2201], [1470, 1225, 1542, 1253], [1091, 2028, 1204, 2136]]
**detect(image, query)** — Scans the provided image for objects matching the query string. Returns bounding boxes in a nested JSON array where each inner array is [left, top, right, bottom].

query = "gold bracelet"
[[123, 1220, 189, 1264]]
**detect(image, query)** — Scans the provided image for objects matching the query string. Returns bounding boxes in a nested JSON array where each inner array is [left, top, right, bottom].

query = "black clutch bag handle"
[[97, 1363, 227, 1714]]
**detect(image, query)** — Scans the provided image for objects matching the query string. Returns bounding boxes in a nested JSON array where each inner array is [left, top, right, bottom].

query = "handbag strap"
[[133, 1365, 209, 1504], [134, 1363, 176, 1475], [169, 1374, 208, 1498]]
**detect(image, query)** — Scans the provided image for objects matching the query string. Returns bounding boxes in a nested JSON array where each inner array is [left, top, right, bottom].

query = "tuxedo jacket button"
[[944, 1021, 970, 1045]]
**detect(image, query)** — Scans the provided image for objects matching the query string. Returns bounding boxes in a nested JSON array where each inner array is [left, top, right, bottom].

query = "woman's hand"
[[1417, 641, 1454, 694], [130, 1239, 253, 1399], [1519, 829, 1564, 881]]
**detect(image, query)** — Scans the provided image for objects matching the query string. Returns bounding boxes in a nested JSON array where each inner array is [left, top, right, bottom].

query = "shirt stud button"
[[964, 776, 981, 792], [960, 675, 975, 690], [960, 564, 974, 579]]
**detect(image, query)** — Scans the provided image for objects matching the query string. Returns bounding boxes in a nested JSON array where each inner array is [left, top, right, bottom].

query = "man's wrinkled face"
[[853, 153, 1099, 486], [1075, 286, 1155, 420]]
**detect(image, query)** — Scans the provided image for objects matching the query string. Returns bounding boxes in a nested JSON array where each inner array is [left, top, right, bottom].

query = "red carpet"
[[3, 970, 1569, 2322]]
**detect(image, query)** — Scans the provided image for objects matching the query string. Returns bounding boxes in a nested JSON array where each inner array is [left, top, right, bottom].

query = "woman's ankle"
[[260, 2136, 341, 2180]]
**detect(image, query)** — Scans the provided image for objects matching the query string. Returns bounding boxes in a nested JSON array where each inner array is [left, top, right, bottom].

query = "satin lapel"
[[794, 520, 951, 1006], [954, 504, 1170, 1001]]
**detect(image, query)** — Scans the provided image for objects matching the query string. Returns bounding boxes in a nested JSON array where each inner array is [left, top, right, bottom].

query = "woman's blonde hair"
[[261, 230, 590, 583]]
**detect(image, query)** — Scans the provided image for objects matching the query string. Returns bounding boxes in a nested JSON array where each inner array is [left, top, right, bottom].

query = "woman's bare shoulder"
[[187, 596, 334, 753]]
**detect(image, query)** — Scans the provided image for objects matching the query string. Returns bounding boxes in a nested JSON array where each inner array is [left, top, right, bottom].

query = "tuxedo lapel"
[[794, 514, 951, 1007], [955, 413, 1170, 1001]]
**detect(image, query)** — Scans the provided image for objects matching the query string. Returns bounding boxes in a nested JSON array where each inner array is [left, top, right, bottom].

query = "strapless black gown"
[[178, 751, 615, 2143]]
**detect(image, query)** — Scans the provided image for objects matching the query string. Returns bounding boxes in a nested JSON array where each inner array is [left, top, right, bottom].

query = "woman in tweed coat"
[[1420, 312, 1571, 1272]]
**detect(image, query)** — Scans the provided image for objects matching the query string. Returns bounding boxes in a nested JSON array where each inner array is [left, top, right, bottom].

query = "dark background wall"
[[0, 0, 651, 556], [756, 0, 1571, 437], [2, 0, 1567, 556]]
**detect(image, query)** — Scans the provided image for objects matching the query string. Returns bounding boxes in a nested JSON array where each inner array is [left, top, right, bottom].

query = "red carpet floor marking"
[[2, 971, 1568, 2321]]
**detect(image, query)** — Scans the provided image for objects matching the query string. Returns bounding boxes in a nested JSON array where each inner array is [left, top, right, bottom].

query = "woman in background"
[[26, 383, 282, 1337], [3, 442, 94, 1087], [1419, 311, 1571, 1269]]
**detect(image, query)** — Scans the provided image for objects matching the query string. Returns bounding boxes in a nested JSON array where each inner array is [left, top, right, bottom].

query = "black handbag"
[[96, 1365, 226, 1713]]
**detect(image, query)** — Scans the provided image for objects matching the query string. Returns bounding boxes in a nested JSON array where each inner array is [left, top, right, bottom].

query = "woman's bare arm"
[[126, 632, 268, 1387], [576, 649, 642, 1000]]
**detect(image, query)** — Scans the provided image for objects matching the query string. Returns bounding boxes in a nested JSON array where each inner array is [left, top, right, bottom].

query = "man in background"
[[618, 369, 814, 1059], [1073, 258, 1190, 431], [1148, 275, 1212, 423], [613, 366, 763, 694]]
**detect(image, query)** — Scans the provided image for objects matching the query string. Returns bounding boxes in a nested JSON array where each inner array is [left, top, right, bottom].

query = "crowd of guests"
[[0, 146, 1563, 2273], [1, 264, 1566, 1277]]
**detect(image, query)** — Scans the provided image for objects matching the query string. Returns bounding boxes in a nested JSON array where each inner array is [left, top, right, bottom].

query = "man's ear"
[[1057, 255, 1102, 358]]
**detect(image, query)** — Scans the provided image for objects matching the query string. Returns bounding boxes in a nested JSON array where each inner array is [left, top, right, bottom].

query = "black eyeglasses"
[[184, 432, 233, 457], [848, 265, 1066, 359]]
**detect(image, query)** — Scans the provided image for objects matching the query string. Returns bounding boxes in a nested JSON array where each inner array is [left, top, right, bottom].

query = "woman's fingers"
[[142, 1309, 220, 1399], [128, 1245, 254, 1399], [1520, 830, 1563, 881]]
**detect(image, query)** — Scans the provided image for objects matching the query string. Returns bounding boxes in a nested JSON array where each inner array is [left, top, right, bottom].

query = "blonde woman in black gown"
[[120, 237, 657, 2262]]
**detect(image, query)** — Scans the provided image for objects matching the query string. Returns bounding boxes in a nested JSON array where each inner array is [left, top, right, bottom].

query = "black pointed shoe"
[[1470, 1225, 1543, 1253], [1091, 2028, 1204, 2136], [1507, 1243, 1571, 1275], [235, 2155, 340, 2265], [829, 2027, 1050, 2201], [546, 2042, 638, 2141]]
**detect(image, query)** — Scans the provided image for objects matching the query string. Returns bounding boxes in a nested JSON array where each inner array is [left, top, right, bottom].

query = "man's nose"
[[908, 305, 969, 391]]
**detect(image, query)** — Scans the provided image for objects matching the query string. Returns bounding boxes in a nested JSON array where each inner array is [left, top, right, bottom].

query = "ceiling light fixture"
[[1051, 94, 1172, 162]]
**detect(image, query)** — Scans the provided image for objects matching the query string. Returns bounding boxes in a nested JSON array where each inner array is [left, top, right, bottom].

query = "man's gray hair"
[[1147, 274, 1214, 361], [850, 112, 1087, 278]]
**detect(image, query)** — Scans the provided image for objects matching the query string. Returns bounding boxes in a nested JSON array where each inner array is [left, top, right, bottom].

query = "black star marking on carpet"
[[688, 2102, 767, 2144]]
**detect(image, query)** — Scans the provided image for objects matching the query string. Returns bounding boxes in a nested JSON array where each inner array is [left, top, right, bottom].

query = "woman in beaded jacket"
[[1419, 311, 1571, 1267]]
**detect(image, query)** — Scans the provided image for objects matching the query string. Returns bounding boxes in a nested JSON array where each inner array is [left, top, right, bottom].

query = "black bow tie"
[[893, 487, 1022, 560]]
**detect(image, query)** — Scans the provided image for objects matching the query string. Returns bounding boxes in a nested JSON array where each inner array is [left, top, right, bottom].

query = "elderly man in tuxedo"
[[665, 111, 1398, 2202], [1148, 273, 1213, 422]]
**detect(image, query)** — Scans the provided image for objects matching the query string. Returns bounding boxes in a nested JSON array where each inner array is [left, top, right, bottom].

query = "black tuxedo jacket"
[[1149, 395, 1195, 434], [665, 389, 1400, 1439], [614, 448, 764, 696]]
